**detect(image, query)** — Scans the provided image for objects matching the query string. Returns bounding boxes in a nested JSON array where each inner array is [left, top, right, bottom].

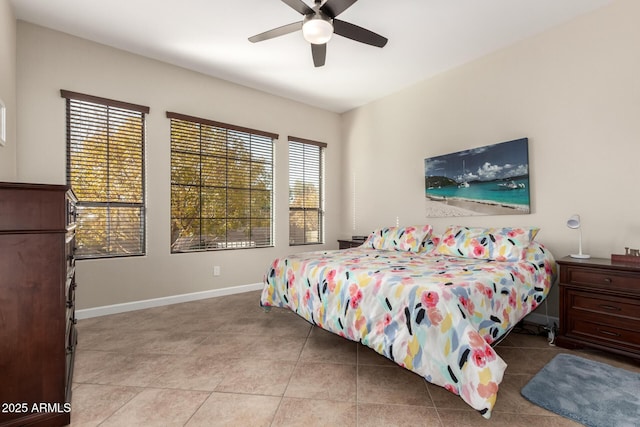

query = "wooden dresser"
[[0, 182, 77, 426], [556, 256, 640, 360]]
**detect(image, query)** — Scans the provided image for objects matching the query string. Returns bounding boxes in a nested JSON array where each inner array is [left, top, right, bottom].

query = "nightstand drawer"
[[568, 291, 640, 321], [565, 267, 639, 292], [567, 316, 640, 350]]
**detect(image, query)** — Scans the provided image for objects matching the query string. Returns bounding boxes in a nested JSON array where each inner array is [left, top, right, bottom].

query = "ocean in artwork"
[[426, 178, 530, 208]]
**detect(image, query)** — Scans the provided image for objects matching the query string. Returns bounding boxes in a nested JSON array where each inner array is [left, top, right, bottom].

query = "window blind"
[[168, 112, 276, 252], [289, 137, 326, 245], [62, 90, 148, 259]]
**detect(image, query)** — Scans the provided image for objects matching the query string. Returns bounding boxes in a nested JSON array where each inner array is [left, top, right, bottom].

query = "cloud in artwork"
[[477, 162, 503, 180], [476, 162, 527, 180], [502, 163, 528, 178], [424, 158, 447, 176]]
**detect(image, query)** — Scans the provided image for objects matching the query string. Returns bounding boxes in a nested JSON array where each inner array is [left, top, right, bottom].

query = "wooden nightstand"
[[556, 256, 640, 360], [338, 239, 365, 249]]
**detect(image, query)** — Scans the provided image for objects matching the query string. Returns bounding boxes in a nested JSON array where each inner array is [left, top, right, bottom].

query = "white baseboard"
[[76, 283, 264, 320], [77, 283, 561, 326], [524, 312, 559, 327]]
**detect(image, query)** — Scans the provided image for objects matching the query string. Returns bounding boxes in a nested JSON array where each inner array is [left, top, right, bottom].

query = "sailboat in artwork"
[[497, 180, 526, 190], [458, 160, 469, 188]]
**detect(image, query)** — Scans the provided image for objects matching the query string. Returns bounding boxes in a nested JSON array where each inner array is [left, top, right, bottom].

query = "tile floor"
[[71, 290, 639, 426]]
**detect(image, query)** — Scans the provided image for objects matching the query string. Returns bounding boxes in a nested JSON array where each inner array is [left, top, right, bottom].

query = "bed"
[[260, 225, 556, 418]]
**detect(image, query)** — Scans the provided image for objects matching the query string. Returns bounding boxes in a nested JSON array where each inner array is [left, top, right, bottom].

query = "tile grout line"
[[355, 342, 360, 427], [424, 378, 445, 427], [268, 315, 314, 426], [180, 390, 213, 427]]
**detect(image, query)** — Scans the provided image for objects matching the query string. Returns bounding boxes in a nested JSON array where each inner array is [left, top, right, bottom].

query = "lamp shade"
[[567, 214, 580, 229], [302, 15, 333, 44], [566, 214, 590, 259]]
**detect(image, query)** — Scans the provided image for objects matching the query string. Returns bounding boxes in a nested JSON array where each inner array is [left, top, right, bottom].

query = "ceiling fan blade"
[[281, 0, 314, 16], [333, 19, 388, 48], [320, 0, 357, 18], [249, 22, 302, 43], [311, 43, 326, 67]]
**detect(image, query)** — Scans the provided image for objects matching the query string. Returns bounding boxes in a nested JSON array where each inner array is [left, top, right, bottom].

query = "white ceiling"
[[10, 0, 612, 113]]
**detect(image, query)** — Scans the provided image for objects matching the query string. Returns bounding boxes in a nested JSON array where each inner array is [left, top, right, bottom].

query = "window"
[[168, 112, 276, 252], [62, 90, 148, 259], [289, 137, 326, 245]]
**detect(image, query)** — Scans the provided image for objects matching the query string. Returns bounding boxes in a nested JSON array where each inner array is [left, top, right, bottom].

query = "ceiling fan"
[[248, 0, 388, 67]]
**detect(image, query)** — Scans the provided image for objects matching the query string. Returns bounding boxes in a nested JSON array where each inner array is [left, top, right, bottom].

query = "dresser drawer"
[[0, 185, 67, 231], [66, 231, 75, 267], [567, 290, 640, 321], [566, 315, 640, 351], [65, 325, 77, 400], [66, 190, 77, 229], [65, 278, 76, 340], [66, 313, 76, 348], [563, 266, 640, 292], [65, 272, 76, 301]]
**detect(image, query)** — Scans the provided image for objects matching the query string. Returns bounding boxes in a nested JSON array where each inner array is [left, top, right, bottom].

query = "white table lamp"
[[567, 214, 590, 259]]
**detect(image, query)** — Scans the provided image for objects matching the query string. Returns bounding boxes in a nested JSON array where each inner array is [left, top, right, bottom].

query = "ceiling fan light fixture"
[[302, 15, 333, 44]]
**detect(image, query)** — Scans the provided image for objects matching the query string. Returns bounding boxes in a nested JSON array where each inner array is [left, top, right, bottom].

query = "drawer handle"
[[597, 328, 620, 337], [603, 277, 612, 283], [598, 304, 621, 311]]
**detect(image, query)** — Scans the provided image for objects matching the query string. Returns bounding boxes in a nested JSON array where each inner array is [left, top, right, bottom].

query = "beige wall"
[[341, 0, 640, 317], [0, 0, 16, 180], [16, 22, 342, 310], [13, 0, 639, 314]]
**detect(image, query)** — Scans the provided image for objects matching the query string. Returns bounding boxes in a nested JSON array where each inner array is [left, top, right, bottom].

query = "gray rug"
[[521, 353, 640, 427]]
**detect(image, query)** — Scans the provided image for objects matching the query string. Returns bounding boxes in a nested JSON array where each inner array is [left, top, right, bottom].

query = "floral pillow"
[[364, 225, 433, 252], [418, 235, 441, 254], [436, 225, 539, 261], [363, 227, 394, 249]]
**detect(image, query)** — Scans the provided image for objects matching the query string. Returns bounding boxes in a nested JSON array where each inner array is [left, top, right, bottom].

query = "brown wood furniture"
[[338, 239, 366, 249], [556, 256, 640, 360], [0, 182, 77, 426]]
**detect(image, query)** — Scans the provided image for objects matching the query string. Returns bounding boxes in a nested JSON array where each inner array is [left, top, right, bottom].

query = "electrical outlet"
[[213, 266, 221, 276]]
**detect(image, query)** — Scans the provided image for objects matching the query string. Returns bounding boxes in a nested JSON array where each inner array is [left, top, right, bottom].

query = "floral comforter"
[[260, 242, 555, 418]]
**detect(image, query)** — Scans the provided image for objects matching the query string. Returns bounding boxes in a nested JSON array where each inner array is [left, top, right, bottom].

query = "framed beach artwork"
[[424, 138, 530, 217]]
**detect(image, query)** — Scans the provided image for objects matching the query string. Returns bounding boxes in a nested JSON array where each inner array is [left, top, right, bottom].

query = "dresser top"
[[557, 256, 640, 272], [0, 181, 69, 191]]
